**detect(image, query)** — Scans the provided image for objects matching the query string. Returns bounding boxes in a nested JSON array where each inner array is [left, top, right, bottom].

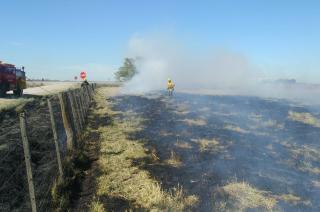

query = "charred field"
[[110, 91, 320, 211]]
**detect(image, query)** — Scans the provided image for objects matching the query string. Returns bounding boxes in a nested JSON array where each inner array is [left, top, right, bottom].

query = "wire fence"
[[0, 83, 97, 212]]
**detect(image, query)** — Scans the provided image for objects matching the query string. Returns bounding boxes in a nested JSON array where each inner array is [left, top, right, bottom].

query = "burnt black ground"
[[110, 92, 320, 211]]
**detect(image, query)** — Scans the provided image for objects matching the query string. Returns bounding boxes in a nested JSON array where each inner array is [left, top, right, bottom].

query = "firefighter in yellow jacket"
[[167, 78, 175, 96]]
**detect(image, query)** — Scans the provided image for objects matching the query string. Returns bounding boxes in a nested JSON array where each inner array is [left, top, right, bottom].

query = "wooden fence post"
[[19, 113, 37, 212], [73, 90, 83, 136], [85, 86, 90, 110], [58, 92, 74, 151], [47, 99, 64, 180], [88, 85, 93, 99], [67, 90, 80, 141], [72, 90, 83, 131], [88, 86, 93, 100], [84, 86, 90, 106], [75, 90, 85, 128], [78, 89, 86, 124], [80, 88, 88, 117]]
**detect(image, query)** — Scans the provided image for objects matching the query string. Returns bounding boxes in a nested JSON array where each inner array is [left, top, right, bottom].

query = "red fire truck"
[[0, 61, 26, 97]]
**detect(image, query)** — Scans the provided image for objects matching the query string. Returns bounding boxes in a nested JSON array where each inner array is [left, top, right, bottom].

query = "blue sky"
[[0, 0, 319, 82]]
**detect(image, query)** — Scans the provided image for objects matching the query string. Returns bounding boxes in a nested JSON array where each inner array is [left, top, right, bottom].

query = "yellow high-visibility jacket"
[[167, 81, 175, 90]]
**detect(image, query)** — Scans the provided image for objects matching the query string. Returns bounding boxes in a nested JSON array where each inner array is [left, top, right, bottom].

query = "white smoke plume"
[[120, 34, 320, 105], [121, 34, 261, 94]]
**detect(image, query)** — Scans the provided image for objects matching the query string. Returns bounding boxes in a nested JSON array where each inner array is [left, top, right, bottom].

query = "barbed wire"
[[0, 84, 96, 211]]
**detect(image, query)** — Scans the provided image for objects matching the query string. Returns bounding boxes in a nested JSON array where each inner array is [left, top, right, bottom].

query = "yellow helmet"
[[168, 78, 171, 82]]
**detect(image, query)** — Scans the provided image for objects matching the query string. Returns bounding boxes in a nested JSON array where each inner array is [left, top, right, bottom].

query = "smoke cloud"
[[120, 34, 320, 105], [122, 35, 260, 93]]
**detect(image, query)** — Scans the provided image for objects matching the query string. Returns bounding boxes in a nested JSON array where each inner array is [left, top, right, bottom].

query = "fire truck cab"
[[0, 61, 27, 97]]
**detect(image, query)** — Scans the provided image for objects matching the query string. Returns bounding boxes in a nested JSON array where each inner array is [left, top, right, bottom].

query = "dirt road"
[[0, 82, 78, 111]]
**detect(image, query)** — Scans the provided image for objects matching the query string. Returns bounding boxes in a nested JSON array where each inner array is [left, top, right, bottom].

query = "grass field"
[[74, 87, 199, 211], [74, 88, 320, 211]]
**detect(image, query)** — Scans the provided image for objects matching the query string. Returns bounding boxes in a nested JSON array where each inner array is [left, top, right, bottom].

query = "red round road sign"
[[80, 71, 86, 80]]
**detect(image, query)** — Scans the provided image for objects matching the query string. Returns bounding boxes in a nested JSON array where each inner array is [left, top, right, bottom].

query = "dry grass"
[[182, 118, 207, 126], [249, 113, 263, 121], [198, 106, 211, 112], [281, 141, 320, 175], [263, 119, 284, 128], [164, 151, 183, 168], [312, 180, 320, 188], [196, 139, 220, 152], [159, 130, 173, 137], [224, 124, 249, 134], [0, 98, 34, 112], [89, 198, 104, 212], [26, 81, 45, 88], [213, 181, 277, 211], [276, 194, 311, 206], [249, 113, 285, 130], [175, 104, 190, 115], [288, 111, 320, 128], [175, 141, 192, 149], [87, 87, 198, 211]]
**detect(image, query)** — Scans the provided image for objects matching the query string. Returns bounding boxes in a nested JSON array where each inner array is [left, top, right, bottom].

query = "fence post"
[[58, 92, 74, 151], [47, 99, 64, 180], [88, 85, 93, 101], [88, 85, 93, 99], [72, 90, 83, 131], [78, 89, 86, 124], [84, 86, 90, 107], [84, 86, 90, 111], [80, 87, 87, 115], [80, 88, 88, 118], [67, 90, 80, 141], [75, 90, 85, 129], [19, 113, 37, 212]]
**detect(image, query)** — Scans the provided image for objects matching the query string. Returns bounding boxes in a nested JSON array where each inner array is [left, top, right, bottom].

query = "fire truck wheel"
[[0, 84, 6, 97], [13, 87, 23, 97]]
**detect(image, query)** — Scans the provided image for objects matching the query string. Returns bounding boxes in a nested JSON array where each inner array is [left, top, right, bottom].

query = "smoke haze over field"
[[122, 35, 261, 93], [121, 35, 320, 105]]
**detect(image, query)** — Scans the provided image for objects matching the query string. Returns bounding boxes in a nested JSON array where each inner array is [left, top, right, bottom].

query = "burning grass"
[[85, 87, 198, 211]]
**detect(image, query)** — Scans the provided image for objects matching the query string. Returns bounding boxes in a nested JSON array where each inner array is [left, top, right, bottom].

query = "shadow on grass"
[[98, 195, 146, 211], [71, 100, 142, 211]]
